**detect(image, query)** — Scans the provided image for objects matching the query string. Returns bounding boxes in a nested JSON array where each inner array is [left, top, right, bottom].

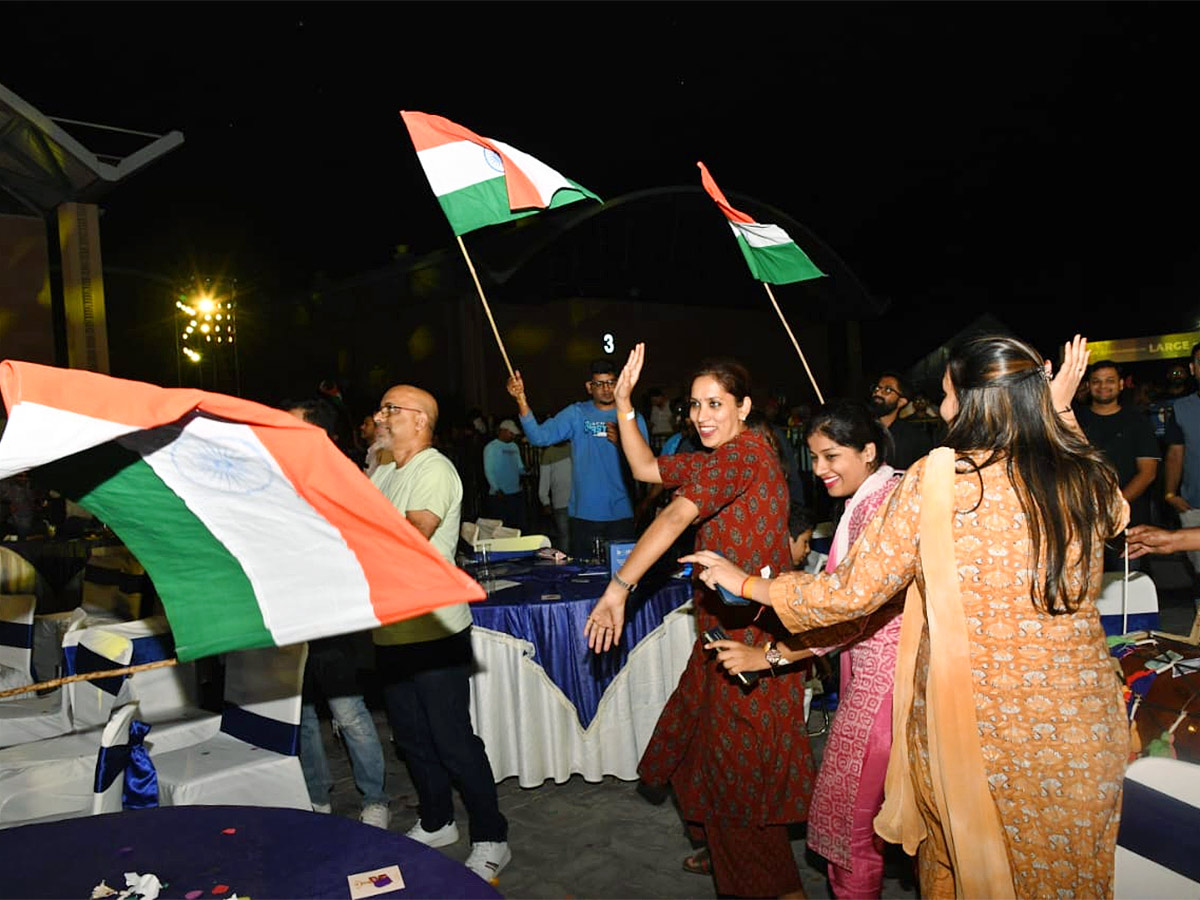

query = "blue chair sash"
[[65, 632, 175, 677], [220, 703, 300, 756], [0, 620, 34, 650], [1119, 778, 1200, 883], [72, 644, 128, 696], [94, 719, 159, 809]]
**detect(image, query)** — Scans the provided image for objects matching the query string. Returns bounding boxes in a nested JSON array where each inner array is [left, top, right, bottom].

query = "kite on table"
[[0, 360, 483, 666]]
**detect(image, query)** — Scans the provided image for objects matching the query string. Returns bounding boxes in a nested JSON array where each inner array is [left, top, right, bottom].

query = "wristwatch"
[[764, 641, 783, 669]]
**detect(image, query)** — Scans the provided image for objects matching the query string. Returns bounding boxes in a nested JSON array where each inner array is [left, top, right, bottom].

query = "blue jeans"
[[299, 695, 388, 808], [376, 628, 507, 843]]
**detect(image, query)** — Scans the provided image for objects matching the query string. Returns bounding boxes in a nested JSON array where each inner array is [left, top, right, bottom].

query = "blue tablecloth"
[[467, 559, 693, 729], [0, 805, 501, 899]]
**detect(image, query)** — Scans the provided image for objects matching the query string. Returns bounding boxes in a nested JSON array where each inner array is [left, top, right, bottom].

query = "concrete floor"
[[318, 707, 919, 900], [315, 555, 1198, 899]]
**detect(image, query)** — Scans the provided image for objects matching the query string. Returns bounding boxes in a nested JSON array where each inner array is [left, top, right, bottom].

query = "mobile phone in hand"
[[702, 626, 758, 687]]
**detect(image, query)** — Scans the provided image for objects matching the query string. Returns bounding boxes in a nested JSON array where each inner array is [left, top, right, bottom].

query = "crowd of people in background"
[[10, 336, 1200, 897]]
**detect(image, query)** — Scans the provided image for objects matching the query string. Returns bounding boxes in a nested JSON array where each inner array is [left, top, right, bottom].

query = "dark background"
[[7, 3, 1200, 407]]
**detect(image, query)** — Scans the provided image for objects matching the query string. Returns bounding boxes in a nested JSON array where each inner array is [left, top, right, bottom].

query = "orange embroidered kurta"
[[768, 455, 1128, 898]]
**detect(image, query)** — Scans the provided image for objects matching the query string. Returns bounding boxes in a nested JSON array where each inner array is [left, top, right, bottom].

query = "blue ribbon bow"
[[94, 719, 159, 809]]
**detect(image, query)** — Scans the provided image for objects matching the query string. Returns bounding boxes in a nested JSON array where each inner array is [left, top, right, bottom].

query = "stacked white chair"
[[91, 703, 157, 815], [1115, 756, 1200, 898], [0, 594, 36, 699], [0, 626, 133, 825], [153, 643, 310, 810], [1096, 571, 1160, 636], [0, 613, 87, 748]]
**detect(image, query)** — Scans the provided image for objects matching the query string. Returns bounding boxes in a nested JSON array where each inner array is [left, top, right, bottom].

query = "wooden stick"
[[762, 282, 825, 404], [456, 235, 514, 377], [0, 658, 178, 699]]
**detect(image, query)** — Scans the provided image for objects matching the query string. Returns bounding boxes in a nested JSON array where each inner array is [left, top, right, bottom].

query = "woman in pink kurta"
[[801, 402, 905, 898]]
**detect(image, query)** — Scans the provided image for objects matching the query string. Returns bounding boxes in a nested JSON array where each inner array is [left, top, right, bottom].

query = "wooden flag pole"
[[0, 657, 178, 700], [456, 235, 514, 377], [762, 282, 825, 405]]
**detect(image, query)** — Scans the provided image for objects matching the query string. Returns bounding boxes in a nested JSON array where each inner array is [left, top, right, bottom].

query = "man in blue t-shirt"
[[506, 360, 648, 560]]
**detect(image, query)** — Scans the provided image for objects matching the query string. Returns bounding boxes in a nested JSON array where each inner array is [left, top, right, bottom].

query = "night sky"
[[8, 3, 1200, 377]]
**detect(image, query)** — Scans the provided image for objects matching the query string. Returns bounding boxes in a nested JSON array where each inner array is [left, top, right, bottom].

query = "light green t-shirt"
[[371, 447, 471, 645]]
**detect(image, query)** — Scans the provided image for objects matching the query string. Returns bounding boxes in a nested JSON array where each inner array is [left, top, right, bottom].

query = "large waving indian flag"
[[402, 110, 600, 236], [0, 361, 484, 662], [698, 161, 825, 285]]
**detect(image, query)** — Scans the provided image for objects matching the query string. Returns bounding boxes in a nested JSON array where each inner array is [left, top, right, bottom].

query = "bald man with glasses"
[[507, 359, 649, 560]]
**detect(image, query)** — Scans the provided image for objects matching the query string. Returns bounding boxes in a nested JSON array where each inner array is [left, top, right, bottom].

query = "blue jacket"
[[520, 402, 648, 521]]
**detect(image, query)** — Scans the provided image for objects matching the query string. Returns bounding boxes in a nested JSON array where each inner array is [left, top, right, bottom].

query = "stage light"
[[197, 296, 216, 314]]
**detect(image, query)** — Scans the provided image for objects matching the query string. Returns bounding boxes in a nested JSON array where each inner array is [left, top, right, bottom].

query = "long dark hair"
[[805, 400, 894, 470], [942, 335, 1123, 615]]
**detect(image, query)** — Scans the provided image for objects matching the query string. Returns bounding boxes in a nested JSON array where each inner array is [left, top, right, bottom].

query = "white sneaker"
[[405, 819, 459, 848], [465, 841, 512, 882], [312, 802, 332, 814], [360, 803, 390, 829]]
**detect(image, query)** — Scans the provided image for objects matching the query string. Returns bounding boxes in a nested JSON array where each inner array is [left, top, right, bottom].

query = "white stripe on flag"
[[491, 139, 577, 207], [125, 416, 378, 644], [730, 221, 796, 249], [416, 140, 506, 197], [0, 402, 140, 480]]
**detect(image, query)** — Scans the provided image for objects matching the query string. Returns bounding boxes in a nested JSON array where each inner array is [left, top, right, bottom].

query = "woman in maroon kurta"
[[585, 344, 815, 898]]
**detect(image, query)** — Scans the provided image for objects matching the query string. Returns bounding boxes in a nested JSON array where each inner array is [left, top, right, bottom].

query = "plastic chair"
[[0, 594, 36, 699], [1115, 756, 1200, 898], [153, 643, 310, 810], [91, 702, 157, 814]]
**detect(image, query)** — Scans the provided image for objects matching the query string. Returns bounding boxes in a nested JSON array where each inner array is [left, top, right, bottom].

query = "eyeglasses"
[[870, 384, 901, 397], [589, 379, 618, 389], [376, 403, 421, 417]]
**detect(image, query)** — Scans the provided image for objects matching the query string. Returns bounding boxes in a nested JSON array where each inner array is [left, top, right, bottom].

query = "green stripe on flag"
[[735, 235, 826, 285], [438, 177, 599, 236], [33, 442, 272, 661]]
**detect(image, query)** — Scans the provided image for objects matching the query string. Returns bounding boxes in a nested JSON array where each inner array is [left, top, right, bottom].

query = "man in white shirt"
[[370, 384, 510, 882]]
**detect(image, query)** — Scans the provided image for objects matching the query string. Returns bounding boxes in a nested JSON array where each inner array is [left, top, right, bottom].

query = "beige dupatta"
[[873, 447, 1016, 899]]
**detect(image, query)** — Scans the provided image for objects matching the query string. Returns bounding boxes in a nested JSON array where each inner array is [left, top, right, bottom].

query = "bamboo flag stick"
[[456, 235, 515, 377], [0, 658, 178, 700], [762, 282, 825, 405]]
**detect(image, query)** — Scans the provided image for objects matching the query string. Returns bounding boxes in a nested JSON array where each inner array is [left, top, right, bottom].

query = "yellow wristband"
[[740, 575, 757, 599]]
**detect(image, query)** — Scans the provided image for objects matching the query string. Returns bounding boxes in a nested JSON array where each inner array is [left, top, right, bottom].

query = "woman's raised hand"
[[614, 343, 645, 407], [1047, 334, 1089, 413]]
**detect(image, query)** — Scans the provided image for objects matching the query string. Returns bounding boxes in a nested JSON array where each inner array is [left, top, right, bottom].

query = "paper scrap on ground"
[[347, 865, 405, 898]]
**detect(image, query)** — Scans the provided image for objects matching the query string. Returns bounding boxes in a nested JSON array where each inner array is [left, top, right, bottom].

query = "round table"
[[0, 805, 502, 899]]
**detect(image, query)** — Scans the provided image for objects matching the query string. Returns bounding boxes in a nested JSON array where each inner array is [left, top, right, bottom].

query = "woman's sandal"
[[682, 846, 711, 876]]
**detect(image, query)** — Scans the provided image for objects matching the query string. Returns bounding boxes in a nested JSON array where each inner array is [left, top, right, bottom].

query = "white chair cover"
[[468, 603, 695, 787], [0, 613, 88, 748], [64, 616, 198, 719], [63, 627, 133, 730], [154, 643, 309, 810], [1115, 756, 1200, 898], [91, 703, 151, 814], [0, 594, 36, 699], [1097, 571, 1160, 634]]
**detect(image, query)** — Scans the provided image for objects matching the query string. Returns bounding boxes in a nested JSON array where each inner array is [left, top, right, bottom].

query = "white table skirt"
[[469, 601, 695, 787]]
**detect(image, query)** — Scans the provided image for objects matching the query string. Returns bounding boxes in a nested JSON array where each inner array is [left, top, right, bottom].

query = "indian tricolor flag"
[[698, 161, 825, 285], [402, 110, 600, 236], [0, 361, 484, 662]]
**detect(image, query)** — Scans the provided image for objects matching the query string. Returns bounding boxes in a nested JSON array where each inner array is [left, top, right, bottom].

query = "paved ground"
[[320, 708, 918, 900], [315, 555, 1197, 899]]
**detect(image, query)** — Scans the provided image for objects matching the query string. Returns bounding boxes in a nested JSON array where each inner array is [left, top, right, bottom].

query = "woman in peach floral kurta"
[[766, 455, 1127, 897], [686, 334, 1129, 898]]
